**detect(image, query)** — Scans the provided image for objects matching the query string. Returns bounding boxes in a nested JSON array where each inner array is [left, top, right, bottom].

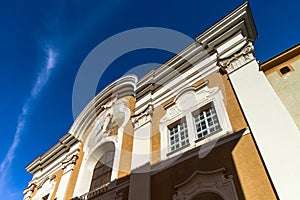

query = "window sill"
[[167, 143, 190, 157], [194, 129, 222, 143]]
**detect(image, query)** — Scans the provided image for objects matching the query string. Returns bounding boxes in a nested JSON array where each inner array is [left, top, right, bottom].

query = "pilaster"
[[55, 150, 79, 200], [130, 104, 153, 171], [217, 40, 300, 199]]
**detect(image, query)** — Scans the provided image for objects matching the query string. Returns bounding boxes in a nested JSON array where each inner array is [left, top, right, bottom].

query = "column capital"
[[217, 42, 255, 74], [62, 154, 79, 173], [23, 183, 37, 200], [131, 104, 154, 129]]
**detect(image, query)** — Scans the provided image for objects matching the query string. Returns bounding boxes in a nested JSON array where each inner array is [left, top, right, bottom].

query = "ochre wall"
[[151, 133, 276, 200], [30, 168, 64, 200], [118, 96, 135, 178], [207, 72, 248, 132], [264, 55, 300, 130], [149, 71, 248, 165], [232, 134, 276, 199], [151, 105, 166, 164]]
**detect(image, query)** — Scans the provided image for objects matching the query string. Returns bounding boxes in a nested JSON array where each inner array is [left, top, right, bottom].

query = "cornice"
[[131, 104, 154, 129], [25, 133, 79, 175], [196, 2, 257, 49], [135, 2, 257, 101]]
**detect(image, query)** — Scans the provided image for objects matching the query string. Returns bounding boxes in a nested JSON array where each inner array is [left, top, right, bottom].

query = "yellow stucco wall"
[[264, 55, 300, 130], [118, 96, 135, 178], [232, 134, 277, 199], [151, 105, 166, 164], [207, 72, 248, 132]]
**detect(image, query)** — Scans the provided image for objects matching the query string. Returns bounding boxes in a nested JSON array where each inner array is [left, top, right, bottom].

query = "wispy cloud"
[[0, 46, 57, 187]]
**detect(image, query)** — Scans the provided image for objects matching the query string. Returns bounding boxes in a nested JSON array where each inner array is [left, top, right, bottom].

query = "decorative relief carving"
[[86, 97, 129, 150], [172, 168, 238, 200], [131, 104, 154, 128], [161, 87, 211, 125], [92, 97, 127, 142], [218, 42, 255, 74]]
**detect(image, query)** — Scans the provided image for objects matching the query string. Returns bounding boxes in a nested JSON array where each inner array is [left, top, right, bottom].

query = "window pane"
[[169, 120, 189, 152], [193, 106, 221, 139]]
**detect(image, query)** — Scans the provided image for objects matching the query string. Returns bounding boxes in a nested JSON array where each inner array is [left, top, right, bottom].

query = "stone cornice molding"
[[196, 2, 257, 49], [217, 42, 255, 74], [101, 95, 118, 110], [25, 133, 79, 175], [135, 2, 257, 104]]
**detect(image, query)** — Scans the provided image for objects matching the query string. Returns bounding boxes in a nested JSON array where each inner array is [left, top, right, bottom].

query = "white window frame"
[[160, 86, 232, 160], [192, 103, 222, 140], [168, 117, 190, 152]]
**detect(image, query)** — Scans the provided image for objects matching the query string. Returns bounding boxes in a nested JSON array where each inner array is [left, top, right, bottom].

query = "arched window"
[[89, 150, 115, 192]]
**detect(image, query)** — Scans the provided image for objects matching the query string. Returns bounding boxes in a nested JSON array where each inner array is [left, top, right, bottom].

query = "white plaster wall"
[[32, 179, 56, 200], [55, 170, 72, 200], [229, 59, 300, 199], [131, 123, 151, 171]]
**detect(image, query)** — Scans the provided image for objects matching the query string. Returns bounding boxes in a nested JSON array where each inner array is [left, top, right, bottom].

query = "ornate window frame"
[[160, 86, 232, 160], [172, 168, 238, 200]]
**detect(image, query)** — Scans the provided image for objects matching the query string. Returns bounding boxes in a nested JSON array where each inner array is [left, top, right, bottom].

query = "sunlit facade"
[[24, 3, 300, 200]]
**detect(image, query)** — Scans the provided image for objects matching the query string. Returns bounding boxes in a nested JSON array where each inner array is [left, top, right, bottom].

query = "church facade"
[[24, 2, 300, 200]]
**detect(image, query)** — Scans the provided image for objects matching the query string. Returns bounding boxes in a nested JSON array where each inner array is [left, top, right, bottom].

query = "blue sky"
[[0, 0, 299, 199]]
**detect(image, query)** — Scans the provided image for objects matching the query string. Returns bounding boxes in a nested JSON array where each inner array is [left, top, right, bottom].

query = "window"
[[168, 119, 189, 151], [280, 66, 291, 75], [278, 65, 294, 76], [193, 105, 221, 139], [89, 150, 114, 192], [160, 86, 232, 159]]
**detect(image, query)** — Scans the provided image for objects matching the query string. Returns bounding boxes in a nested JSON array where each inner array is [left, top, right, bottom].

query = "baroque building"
[[24, 2, 300, 200]]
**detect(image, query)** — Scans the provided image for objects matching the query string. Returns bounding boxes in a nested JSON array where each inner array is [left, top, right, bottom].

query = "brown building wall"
[[232, 134, 276, 199], [30, 168, 64, 200], [149, 71, 248, 165], [207, 72, 248, 132], [151, 133, 276, 200]]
